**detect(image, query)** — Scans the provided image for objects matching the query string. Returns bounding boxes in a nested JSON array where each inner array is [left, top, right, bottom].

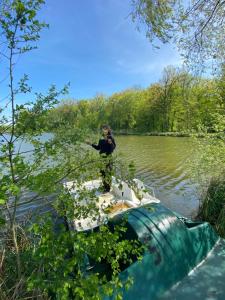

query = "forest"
[[46, 66, 225, 134]]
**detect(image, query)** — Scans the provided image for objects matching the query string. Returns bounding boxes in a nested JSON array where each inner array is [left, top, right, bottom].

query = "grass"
[[197, 175, 225, 238]]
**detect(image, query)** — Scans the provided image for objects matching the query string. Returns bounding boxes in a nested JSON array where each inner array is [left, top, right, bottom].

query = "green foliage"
[[131, 0, 177, 44], [0, 0, 48, 52], [0, 1, 143, 299], [27, 215, 141, 299], [191, 135, 225, 183], [47, 66, 225, 135], [189, 134, 225, 238], [1, 1, 224, 298], [131, 0, 225, 69], [197, 174, 225, 238], [15, 84, 69, 135]]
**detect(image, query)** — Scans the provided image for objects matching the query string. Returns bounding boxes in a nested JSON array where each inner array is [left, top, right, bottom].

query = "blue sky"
[[1, 0, 182, 105]]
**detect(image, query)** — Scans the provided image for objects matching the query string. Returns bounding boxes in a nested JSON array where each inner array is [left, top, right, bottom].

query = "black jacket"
[[92, 135, 116, 155]]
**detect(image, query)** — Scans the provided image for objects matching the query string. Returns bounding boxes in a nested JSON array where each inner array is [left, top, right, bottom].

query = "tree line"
[[46, 66, 225, 134]]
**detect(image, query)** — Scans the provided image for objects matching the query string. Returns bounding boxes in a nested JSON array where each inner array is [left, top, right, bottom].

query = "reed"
[[198, 174, 225, 237]]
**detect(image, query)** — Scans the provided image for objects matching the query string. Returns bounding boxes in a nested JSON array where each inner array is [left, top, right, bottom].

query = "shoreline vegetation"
[[114, 131, 192, 137], [43, 66, 225, 139], [2, 128, 225, 138], [113, 131, 225, 138], [197, 175, 225, 238]]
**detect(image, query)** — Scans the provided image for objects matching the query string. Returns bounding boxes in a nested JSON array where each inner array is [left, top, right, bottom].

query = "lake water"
[[2, 134, 200, 219], [115, 136, 199, 218]]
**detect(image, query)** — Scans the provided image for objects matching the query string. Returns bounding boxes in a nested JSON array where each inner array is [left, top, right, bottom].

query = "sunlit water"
[[115, 136, 199, 217]]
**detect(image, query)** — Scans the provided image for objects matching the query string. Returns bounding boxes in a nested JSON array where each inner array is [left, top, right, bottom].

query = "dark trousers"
[[100, 159, 113, 192]]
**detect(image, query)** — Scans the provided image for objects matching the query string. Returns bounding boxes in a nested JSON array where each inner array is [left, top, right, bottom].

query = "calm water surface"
[[116, 136, 199, 217], [2, 135, 200, 219]]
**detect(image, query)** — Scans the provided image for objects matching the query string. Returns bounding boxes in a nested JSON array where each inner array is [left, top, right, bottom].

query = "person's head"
[[101, 124, 111, 136]]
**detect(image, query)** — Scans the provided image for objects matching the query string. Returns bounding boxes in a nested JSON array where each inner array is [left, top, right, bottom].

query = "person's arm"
[[91, 140, 101, 150], [85, 139, 100, 150]]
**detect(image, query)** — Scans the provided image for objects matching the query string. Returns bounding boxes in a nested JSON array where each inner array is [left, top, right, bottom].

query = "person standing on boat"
[[86, 125, 116, 192]]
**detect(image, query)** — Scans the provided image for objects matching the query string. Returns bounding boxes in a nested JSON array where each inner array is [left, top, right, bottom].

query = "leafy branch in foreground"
[[0, 0, 48, 286], [131, 0, 225, 70], [0, 1, 142, 299]]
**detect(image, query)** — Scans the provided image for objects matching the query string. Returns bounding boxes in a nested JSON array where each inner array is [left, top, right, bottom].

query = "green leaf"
[[0, 217, 6, 225], [0, 199, 6, 205]]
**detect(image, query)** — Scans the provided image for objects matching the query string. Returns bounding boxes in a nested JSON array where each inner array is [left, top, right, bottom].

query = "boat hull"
[[104, 203, 224, 300]]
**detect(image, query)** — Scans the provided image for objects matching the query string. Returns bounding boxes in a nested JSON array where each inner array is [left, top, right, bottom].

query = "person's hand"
[[107, 138, 112, 144], [85, 140, 92, 145]]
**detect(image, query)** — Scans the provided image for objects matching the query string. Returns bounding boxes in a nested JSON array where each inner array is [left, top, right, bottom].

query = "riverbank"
[[113, 130, 225, 138], [114, 131, 192, 137]]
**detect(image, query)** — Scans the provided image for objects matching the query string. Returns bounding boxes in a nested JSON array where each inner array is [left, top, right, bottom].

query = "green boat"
[[104, 203, 225, 300], [65, 178, 225, 299]]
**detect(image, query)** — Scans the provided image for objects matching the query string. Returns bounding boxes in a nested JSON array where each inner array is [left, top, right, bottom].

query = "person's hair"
[[101, 124, 112, 135]]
